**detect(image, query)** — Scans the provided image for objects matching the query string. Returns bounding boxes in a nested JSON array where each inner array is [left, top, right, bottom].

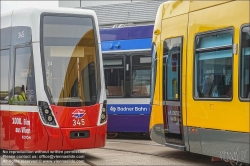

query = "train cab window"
[[240, 26, 250, 99], [12, 47, 36, 105], [194, 30, 233, 99], [0, 49, 10, 103], [103, 58, 124, 96], [131, 55, 151, 96]]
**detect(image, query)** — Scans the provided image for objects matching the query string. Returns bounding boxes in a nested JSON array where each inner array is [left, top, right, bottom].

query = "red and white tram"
[[0, 7, 107, 151]]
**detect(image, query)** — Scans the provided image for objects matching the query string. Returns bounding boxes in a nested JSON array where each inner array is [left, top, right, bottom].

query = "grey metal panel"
[[59, 0, 80, 8], [80, 1, 131, 7], [183, 126, 190, 151], [187, 127, 202, 154], [1, 27, 11, 48], [150, 124, 166, 145], [107, 98, 150, 104], [12, 26, 32, 45], [187, 126, 250, 164], [81, 0, 165, 26], [199, 128, 249, 164]]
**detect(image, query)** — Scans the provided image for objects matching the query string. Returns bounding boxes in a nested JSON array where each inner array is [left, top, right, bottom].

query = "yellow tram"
[[149, 0, 249, 164]]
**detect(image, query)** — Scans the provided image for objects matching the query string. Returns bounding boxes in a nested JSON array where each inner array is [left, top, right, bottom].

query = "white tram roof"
[[1, 7, 99, 43]]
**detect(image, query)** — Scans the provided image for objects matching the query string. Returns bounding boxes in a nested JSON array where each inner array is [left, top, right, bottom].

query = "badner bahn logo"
[[110, 106, 116, 112]]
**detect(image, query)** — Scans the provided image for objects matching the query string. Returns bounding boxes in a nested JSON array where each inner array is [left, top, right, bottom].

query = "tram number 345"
[[73, 119, 85, 126]]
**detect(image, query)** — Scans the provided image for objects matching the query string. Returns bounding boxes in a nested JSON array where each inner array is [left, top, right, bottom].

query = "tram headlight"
[[38, 101, 57, 126], [44, 109, 50, 115], [101, 114, 106, 119], [47, 116, 53, 122], [99, 100, 107, 124], [102, 108, 106, 112]]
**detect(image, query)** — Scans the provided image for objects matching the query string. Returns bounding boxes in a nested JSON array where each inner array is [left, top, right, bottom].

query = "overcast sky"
[[1, 1, 58, 13]]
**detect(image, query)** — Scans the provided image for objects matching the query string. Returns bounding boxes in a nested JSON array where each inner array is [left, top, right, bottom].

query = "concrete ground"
[[0, 138, 235, 166]]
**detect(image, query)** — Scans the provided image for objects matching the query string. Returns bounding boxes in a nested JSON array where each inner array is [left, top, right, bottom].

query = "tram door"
[[163, 37, 184, 145]]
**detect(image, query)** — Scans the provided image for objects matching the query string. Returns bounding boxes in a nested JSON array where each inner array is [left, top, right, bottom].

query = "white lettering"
[[220, 146, 248, 163], [21, 127, 30, 134], [72, 119, 85, 126], [110, 106, 116, 112], [12, 117, 22, 125], [22, 135, 31, 140], [135, 107, 147, 111], [15, 128, 21, 133], [168, 110, 180, 116], [117, 107, 134, 111], [109, 106, 149, 113], [23, 119, 30, 126], [18, 31, 24, 38]]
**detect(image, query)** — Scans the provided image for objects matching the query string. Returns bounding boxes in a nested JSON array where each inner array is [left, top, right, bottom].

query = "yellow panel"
[[162, 0, 190, 19], [150, 13, 189, 129], [189, 0, 233, 12], [150, 4, 164, 130], [152, 4, 163, 44], [149, 105, 164, 129], [187, 1, 249, 132], [161, 14, 189, 41]]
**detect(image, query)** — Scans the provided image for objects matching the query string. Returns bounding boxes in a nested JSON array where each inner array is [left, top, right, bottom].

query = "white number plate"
[[73, 119, 85, 126]]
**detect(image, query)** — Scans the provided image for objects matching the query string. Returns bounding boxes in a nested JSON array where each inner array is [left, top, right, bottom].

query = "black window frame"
[[193, 27, 234, 101], [239, 24, 250, 101], [130, 53, 151, 98], [103, 55, 126, 98], [12, 45, 37, 105]]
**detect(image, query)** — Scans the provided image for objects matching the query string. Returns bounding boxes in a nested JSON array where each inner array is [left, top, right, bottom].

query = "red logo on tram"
[[72, 109, 86, 119]]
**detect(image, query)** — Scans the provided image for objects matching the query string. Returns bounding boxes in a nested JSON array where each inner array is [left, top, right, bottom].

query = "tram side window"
[[0, 50, 10, 103], [132, 55, 151, 96], [104, 59, 124, 96], [240, 26, 250, 99], [12, 47, 36, 105], [195, 30, 233, 99]]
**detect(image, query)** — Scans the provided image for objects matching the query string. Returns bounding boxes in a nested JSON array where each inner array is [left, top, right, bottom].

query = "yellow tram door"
[[162, 37, 184, 147]]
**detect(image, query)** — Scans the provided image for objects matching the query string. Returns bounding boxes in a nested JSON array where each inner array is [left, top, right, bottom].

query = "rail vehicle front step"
[[165, 142, 186, 151]]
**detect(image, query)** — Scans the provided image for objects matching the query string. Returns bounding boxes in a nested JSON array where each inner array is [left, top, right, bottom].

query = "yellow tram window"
[[194, 30, 233, 99]]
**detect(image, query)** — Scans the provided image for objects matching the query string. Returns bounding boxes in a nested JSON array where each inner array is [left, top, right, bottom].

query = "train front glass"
[[41, 15, 99, 107]]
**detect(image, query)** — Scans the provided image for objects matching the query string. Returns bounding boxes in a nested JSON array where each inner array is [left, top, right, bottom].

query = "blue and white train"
[[100, 25, 153, 137]]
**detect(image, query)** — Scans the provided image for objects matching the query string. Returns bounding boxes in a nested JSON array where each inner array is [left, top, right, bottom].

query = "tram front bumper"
[[44, 124, 107, 150]]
